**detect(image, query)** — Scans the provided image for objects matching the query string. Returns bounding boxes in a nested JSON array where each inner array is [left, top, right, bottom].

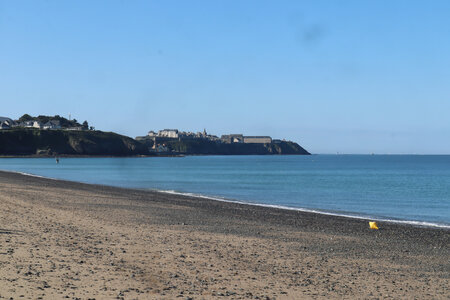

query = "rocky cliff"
[[138, 137, 310, 155], [0, 129, 149, 156], [0, 129, 310, 156]]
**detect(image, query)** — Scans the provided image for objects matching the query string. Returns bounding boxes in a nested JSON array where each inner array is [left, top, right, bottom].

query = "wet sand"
[[0, 170, 448, 299]]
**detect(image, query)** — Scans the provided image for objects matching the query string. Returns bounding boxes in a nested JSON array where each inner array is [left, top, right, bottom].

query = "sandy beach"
[[0, 170, 448, 299]]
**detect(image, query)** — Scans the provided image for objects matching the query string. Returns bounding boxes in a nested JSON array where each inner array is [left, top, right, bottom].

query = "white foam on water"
[[15, 171, 56, 180], [158, 189, 450, 230]]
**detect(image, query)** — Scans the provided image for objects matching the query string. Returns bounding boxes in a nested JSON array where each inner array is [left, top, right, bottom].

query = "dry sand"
[[0, 171, 448, 299]]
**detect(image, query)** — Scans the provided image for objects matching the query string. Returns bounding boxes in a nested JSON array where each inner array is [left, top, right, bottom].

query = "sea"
[[1, 155, 449, 228]]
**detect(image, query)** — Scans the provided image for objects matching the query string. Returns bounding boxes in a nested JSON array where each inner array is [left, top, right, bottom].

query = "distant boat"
[[55, 156, 60, 164]]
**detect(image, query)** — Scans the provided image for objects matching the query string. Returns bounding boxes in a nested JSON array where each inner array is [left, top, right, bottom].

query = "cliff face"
[[0, 129, 149, 156], [139, 138, 310, 155]]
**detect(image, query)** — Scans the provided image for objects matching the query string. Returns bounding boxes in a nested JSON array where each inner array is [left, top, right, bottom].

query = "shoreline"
[[1, 169, 449, 241], [0, 154, 162, 158], [158, 189, 450, 230], [0, 152, 308, 158], [3, 169, 450, 230], [0, 170, 448, 298]]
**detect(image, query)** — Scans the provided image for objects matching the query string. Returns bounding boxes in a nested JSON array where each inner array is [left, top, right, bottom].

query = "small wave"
[[158, 190, 450, 229], [14, 171, 57, 180]]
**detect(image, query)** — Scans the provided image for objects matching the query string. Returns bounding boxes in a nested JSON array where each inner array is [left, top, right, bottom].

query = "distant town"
[[145, 129, 280, 144], [138, 129, 284, 153]]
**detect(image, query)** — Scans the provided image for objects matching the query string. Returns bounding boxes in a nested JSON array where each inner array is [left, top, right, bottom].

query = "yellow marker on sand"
[[369, 221, 379, 230]]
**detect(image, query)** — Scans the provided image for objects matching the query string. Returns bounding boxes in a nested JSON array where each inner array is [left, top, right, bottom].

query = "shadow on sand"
[[0, 229, 19, 235]]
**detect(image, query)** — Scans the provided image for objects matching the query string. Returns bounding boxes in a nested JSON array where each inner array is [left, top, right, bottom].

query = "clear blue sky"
[[1, 1, 449, 154]]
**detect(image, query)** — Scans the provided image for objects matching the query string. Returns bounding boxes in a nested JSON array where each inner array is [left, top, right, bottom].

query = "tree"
[[82, 121, 89, 130], [18, 114, 33, 123], [36, 115, 50, 124]]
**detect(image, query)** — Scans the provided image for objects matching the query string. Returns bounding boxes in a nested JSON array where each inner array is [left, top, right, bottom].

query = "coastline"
[[0, 170, 448, 298], [4, 169, 450, 230], [0, 152, 306, 158], [0, 154, 158, 158], [3, 170, 449, 237]]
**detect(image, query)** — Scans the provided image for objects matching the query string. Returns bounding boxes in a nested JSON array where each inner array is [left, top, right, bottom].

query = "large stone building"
[[158, 129, 179, 138], [243, 136, 272, 144], [221, 134, 272, 144]]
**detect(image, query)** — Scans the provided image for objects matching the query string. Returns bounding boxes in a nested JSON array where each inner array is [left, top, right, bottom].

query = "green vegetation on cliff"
[[0, 128, 148, 156]]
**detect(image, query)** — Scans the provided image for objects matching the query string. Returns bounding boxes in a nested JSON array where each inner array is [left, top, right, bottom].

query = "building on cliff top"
[[158, 129, 179, 138], [21, 120, 42, 129], [243, 136, 272, 144], [221, 134, 244, 143], [43, 120, 61, 130], [220, 134, 272, 144], [147, 128, 219, 141]]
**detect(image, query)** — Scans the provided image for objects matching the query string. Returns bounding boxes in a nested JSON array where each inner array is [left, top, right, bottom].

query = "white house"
[[42, 120, 61, 130], [21, 120, 42, 129]]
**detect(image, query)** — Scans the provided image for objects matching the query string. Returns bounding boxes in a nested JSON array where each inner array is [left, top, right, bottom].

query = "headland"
[[0, 115, 310, 156]]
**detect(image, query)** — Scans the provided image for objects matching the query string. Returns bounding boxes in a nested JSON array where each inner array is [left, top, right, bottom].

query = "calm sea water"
[[1, 155, 449, 228]]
